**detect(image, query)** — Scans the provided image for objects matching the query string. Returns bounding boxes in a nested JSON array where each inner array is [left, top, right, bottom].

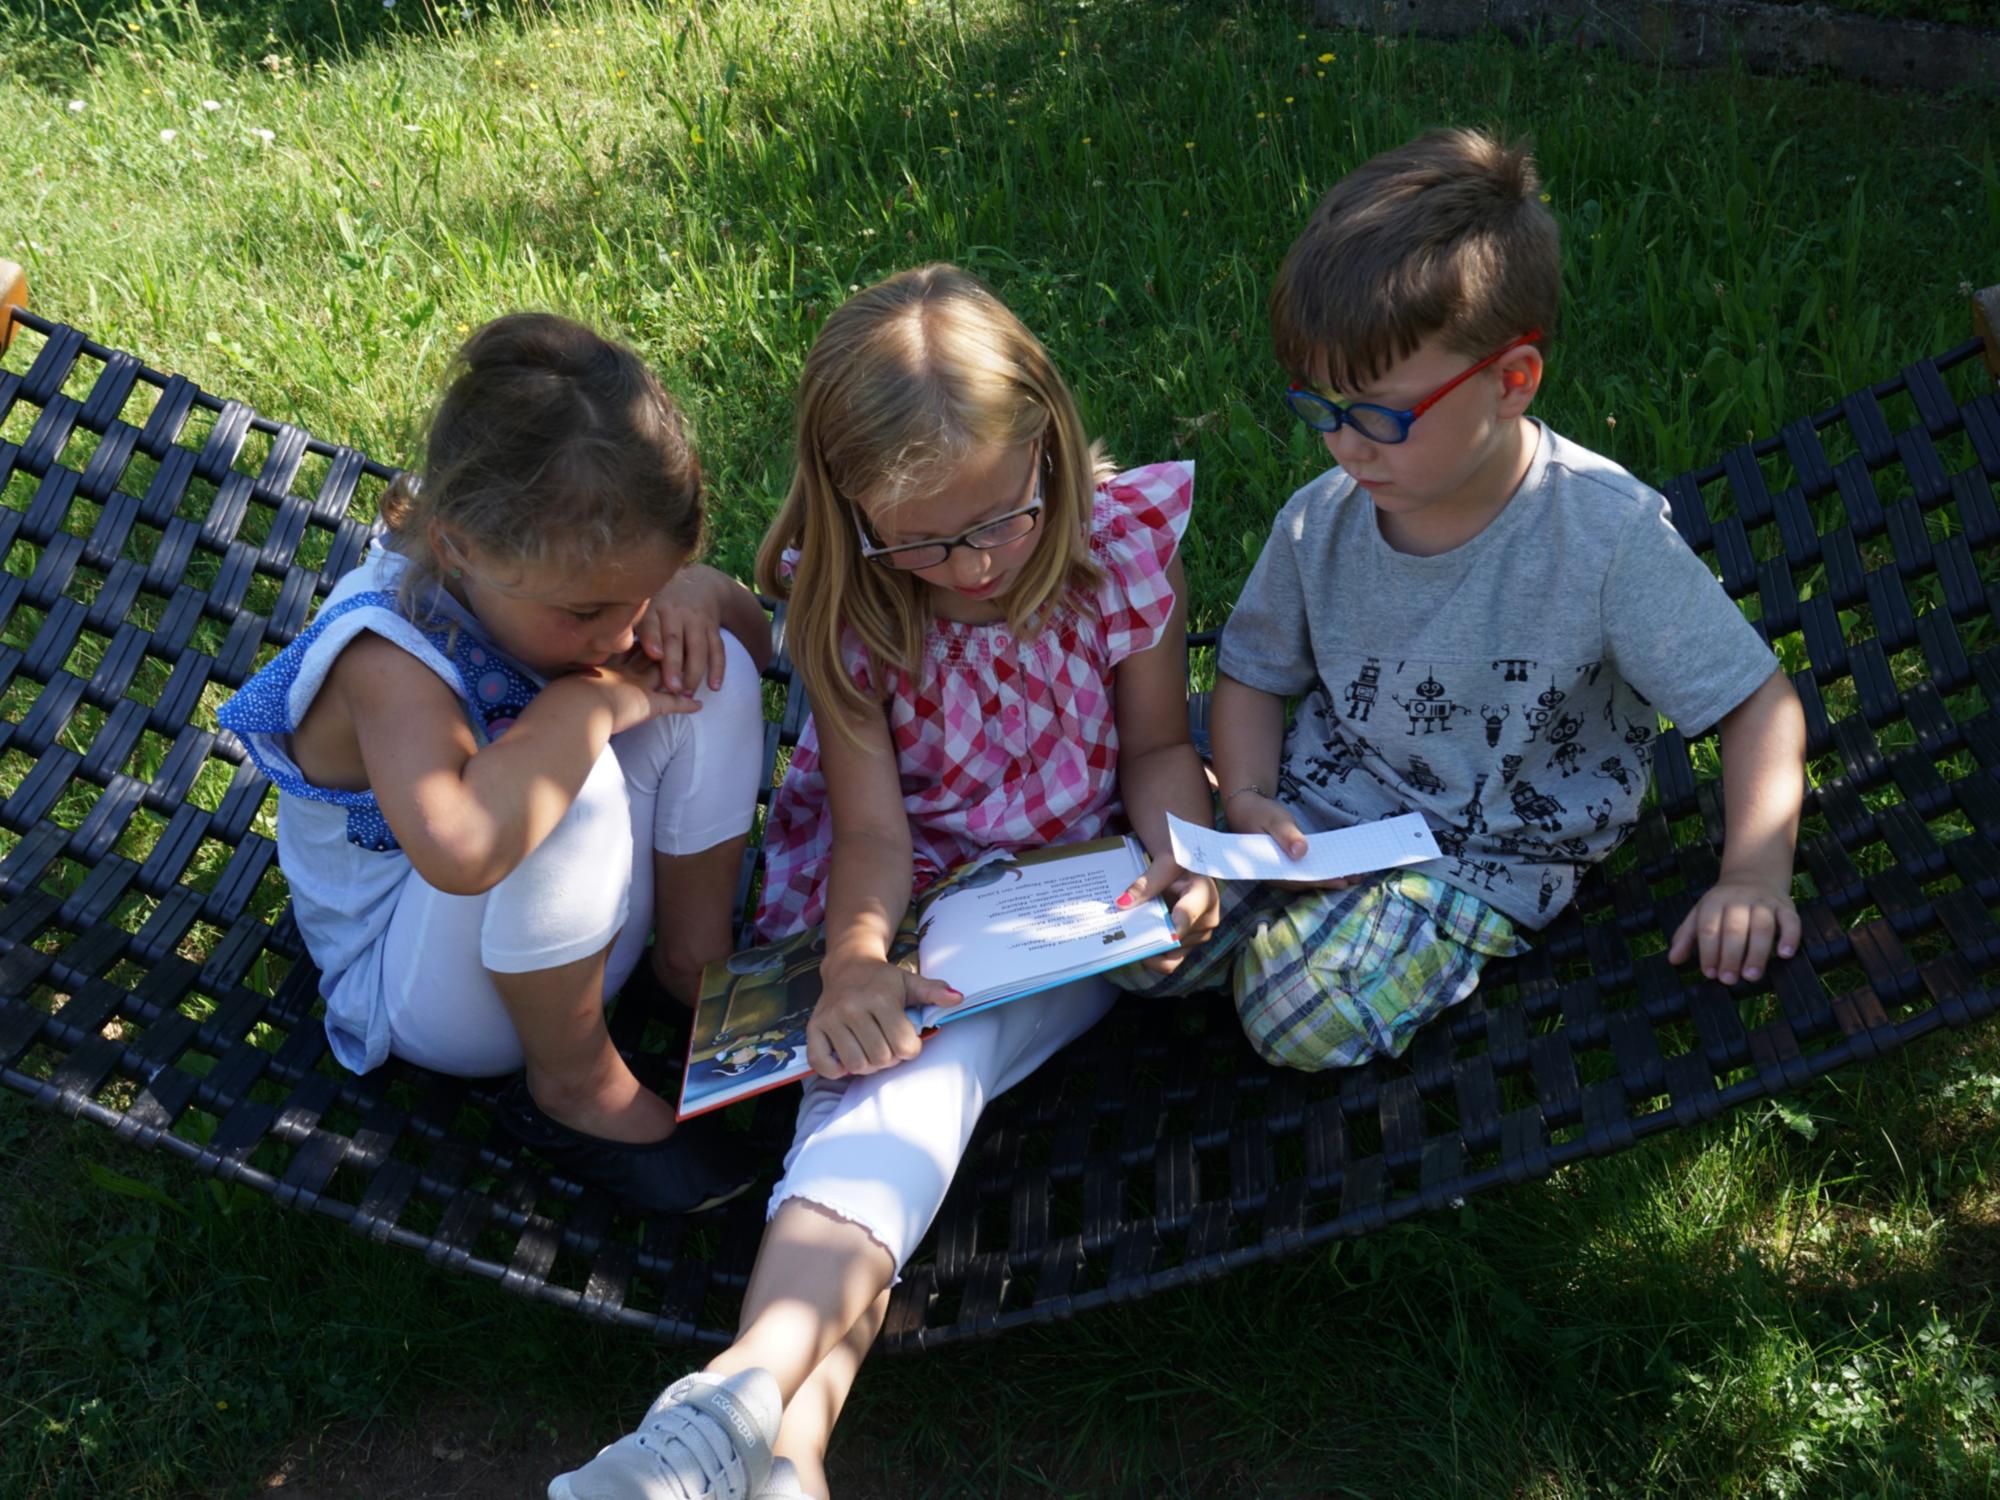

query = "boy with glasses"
[[1152, 128, 1805, 1074]]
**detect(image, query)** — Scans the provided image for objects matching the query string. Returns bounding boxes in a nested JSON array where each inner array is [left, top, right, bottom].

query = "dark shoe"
[[495, 1078, 757, 1215]]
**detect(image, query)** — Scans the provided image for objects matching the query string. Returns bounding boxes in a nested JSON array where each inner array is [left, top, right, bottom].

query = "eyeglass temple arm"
[[1406, 328, 1544, 420]]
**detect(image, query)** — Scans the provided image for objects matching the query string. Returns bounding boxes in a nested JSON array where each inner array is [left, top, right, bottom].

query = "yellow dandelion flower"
[[1285, 95, 1294, 103], [1539, 191, 1552, 202], [949, 109, 959, 118], [1082, 136, 1092, 144], [1256, 110, 1266, 119], [1317, 52, 1334, 62], [691, 131, 704, 143], [1183, 140, 1194, 149]]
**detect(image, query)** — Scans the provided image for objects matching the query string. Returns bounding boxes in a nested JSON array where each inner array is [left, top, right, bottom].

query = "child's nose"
[[600, 612, 641, 656], [1325, 422, 1377, 467], [948, 546, 989, 585]]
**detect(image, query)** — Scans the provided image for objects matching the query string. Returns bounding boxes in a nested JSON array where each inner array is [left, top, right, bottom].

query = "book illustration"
[[678, 927, 829, 1110], [679, 837, 1173, 1120]]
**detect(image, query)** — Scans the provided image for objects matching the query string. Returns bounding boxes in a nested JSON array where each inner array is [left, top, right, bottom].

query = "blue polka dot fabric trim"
[[219, 589, 544, 852]]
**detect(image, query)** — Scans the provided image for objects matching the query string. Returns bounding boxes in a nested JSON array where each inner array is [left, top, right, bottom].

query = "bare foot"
[[527, 1063, 679, 1144]]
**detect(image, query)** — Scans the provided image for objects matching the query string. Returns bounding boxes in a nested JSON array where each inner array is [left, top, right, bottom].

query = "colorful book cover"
[[678, 837, 1174, 1119]]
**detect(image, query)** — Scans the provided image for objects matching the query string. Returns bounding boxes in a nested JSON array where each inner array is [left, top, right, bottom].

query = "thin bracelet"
[[1223, 784, 1268, 805]]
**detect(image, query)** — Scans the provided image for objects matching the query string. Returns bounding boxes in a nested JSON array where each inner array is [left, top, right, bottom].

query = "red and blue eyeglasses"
[[1285, 329, 1542, 444]]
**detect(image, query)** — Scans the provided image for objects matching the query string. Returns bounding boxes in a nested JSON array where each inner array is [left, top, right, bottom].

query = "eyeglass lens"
[[1285, 389, 1408, 443], [875, 508, 1039, 570]]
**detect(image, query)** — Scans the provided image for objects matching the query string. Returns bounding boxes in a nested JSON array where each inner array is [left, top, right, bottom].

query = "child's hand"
[[807, 955, 962, 1080], [558, 659, 704, 736], [1668, 875, 1801, 986], [1223, 791, 1361, 892], [637, 565, 729, 699], [1117, 854, 1220, 973]]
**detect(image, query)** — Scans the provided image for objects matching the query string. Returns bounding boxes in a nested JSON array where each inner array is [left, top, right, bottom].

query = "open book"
[[678, 836, 1174, 1119]]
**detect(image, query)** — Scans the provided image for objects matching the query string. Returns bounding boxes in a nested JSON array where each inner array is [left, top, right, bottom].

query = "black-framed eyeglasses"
[[852, 447, 1047, 571], [1284, 329, 1543, 444], [853, 500, 1043, 571]]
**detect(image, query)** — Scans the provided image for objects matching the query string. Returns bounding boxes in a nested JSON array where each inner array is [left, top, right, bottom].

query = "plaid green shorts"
[[1118, 872, 1526, 1072]]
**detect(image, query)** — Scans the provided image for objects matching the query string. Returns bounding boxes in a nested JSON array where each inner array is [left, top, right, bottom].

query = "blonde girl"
[[552, 267, 1218, 1500], [219, 313, 770, 1215]]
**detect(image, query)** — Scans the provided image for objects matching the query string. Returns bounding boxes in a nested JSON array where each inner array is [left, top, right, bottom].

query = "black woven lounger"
[[1, 270, 1996, 1353]]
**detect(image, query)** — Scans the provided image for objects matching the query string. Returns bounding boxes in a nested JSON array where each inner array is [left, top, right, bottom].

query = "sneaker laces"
[[630, 1404, 753, 1500]]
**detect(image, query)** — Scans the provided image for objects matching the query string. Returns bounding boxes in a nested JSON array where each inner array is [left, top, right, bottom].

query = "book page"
[[1168, 810, 1442, 882], [913, 839, 1174, 1004], [682, 839, 1176, 1120]]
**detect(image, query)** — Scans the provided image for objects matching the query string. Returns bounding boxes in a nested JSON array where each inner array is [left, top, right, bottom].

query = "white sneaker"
[[756, 1459, 807, 1499], [548, 1369, 782, 1500]]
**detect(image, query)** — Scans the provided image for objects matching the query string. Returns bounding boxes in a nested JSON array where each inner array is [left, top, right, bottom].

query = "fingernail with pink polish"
[[1115, 893, 1133, 909]]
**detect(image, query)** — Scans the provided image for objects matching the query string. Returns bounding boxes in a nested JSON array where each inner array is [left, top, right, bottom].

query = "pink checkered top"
[[754, 460, 1195, 941]]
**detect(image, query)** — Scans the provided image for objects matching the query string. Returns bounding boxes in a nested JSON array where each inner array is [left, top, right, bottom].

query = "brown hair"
[[1269, 128, 1559, 393], [754, 265, 1106, 730], [380, 312, 703, 612]]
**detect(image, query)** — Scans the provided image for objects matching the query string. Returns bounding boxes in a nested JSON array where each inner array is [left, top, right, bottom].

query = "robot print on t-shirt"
[[1275, 656, 1662, 926]]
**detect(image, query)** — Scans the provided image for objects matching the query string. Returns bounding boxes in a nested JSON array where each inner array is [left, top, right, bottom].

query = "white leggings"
[[381, 635, 763, 1077], [767, 976, 1117, 1271]]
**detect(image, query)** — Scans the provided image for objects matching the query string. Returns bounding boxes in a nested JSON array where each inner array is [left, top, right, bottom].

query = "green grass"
[[3, 0, 1999, 1496]]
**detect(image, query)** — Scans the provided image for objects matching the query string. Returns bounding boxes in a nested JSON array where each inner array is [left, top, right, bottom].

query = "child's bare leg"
[[705, 1199, 895, 1401], [650, 834, 749, 1004], [491, 944, 677, 1144], [771, 1287, 889, 1500]]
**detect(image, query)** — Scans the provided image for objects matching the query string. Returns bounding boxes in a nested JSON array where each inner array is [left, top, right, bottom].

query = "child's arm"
[[807, 696, 961, 1078], [637, 563, 775, 696], [1111, 556, 1220, 970], [328, 633, 689, 895], [1668, 667, 1805, 986], [1212, 674, 1359, 890]]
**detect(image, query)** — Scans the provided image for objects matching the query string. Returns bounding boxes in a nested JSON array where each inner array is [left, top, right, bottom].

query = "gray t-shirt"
[[1219, 421, 1777, 929]]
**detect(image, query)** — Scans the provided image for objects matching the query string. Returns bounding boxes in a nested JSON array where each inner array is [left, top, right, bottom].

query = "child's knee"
[[701, 631, 763, 725], [1234, 976, 1369, 1072]]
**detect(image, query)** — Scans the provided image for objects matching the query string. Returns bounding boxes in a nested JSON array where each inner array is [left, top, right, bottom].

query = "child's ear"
[[1497, 347, 1544, 417], [427, 519, 470, 579]]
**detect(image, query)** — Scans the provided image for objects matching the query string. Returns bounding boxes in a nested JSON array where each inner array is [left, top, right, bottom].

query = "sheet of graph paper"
[[1167, 810, 1442, 883]]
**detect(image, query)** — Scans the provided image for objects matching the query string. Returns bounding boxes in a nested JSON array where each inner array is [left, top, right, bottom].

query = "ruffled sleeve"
[[836, 623, 876, 695], [1090, 459, 1193, 665]]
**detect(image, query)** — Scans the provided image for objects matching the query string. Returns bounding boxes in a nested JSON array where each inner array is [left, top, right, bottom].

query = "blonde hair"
[[380, 312, 704, 616], [755, 265, 1106, 729], [1270, 128, 1559, 393]]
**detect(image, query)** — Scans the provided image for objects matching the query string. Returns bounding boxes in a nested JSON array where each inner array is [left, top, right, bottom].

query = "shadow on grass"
[[6, 0, 506, 92]]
